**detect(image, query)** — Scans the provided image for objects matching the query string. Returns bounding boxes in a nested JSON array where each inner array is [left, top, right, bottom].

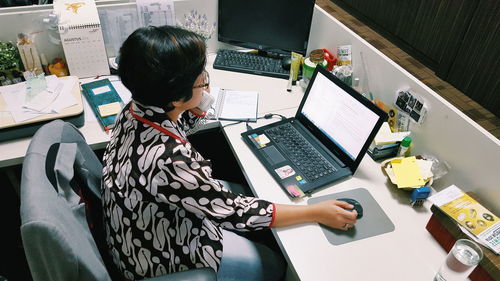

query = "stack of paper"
[[0, 75, 78, 123], [374, 122, 410, 145], [383, 156, 434, 189]]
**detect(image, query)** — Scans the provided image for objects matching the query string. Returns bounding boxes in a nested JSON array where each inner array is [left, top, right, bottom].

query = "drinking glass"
[[435, 239, 483, 281]]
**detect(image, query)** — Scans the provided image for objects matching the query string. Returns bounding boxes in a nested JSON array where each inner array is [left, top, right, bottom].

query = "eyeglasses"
[[193, 71, 210, 90]]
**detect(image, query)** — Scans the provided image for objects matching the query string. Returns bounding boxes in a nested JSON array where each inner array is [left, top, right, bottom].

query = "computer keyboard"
[[213, 49, 291, 79], [265, 123, 337, 182]]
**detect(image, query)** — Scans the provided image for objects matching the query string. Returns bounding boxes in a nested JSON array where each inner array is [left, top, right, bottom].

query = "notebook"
[[81, 78, 123, 132], [241, 67, 387, 198], [210, 87, 258, 122]]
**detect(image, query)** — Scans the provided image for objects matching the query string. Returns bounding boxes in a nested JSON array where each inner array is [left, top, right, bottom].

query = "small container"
[[397, 136, 412, 157], [352, 77, 361, 93], [24, 72, 47, 102], [40, 53, 50, 75]]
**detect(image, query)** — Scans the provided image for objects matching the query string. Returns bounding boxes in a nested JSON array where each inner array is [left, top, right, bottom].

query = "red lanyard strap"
[[129, 106, 187, 143]]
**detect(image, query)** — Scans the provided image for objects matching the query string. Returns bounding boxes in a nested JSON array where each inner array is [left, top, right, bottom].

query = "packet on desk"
[[429, 185, 500, 254], [337, 45, 352, 66]]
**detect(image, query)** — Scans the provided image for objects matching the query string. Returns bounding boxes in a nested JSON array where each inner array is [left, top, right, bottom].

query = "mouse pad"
[[307, 188, 395, 245]]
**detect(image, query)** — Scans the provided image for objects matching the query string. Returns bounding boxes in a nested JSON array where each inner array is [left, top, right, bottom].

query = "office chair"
[[20, 120, 217, 281]]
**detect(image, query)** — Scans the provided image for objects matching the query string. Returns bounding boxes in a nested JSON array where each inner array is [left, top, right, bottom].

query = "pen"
[[287, 68, 293, 92]]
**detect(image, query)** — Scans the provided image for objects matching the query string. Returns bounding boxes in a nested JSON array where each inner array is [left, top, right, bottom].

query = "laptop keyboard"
[[265, 123, 337, 182]]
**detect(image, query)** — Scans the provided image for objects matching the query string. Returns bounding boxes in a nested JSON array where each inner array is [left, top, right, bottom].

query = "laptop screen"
[[299, 68, 383, 161]]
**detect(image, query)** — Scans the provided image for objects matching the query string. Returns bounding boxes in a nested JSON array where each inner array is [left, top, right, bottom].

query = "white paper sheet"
[[0, 76, 77, 123], [136, 0, 175, 27]]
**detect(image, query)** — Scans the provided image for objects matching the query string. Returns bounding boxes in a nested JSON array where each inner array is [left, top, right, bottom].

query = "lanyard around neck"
[[128, 106, 187, 143]]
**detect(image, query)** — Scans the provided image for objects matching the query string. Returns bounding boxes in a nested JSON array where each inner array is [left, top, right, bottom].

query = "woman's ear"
[[171, 99, 184, 108]]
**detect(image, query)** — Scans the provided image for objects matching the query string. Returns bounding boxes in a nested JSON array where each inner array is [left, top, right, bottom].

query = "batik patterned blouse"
[[101, 101, 275, 280]]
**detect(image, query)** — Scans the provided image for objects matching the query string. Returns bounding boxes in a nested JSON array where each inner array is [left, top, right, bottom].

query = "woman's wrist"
[[272, 203, 321, 227], [307, 204, 323, 223]]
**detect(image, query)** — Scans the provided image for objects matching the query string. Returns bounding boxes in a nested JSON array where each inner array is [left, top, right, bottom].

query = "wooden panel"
[[445, 0, 500, 117], [332, 0, 474, 70], [331, 0, 500, 117], [434, 0, 478, 77]]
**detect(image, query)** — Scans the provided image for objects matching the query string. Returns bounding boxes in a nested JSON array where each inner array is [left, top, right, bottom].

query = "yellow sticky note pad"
[[391, 156, 425, 188], [98, 102, 122, 117]]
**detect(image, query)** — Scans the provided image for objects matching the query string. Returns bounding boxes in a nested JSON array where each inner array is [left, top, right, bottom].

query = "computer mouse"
[[281, 56, 292, 71], [337, 198, 363, 218]]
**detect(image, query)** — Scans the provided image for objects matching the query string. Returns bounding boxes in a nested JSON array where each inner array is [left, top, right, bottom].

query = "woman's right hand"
[[311, 200, 358, 230], [271, 200, 358, 231]]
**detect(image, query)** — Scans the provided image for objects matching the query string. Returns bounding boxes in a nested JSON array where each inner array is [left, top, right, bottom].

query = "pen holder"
[[24, 72, 47, 102]]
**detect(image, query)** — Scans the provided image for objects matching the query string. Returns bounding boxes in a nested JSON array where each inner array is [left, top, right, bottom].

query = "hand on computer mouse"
[[336, 198, 363, 219], [311, 200, 358, 231]]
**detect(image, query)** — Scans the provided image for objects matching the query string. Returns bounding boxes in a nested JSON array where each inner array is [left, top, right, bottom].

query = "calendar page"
[[54, 0, 110, 78]]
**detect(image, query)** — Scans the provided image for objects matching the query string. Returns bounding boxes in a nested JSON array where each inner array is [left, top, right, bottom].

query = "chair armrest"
[[143, 268, 217, 281]]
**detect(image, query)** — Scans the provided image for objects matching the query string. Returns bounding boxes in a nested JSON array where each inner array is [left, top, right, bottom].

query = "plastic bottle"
[[398, 136, 412, 157], [40, 53, 49, 75], [352, 77, 361, 93]]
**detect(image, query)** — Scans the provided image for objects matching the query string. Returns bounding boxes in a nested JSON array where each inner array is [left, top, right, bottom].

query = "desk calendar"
[[53, 0, 110, 78]]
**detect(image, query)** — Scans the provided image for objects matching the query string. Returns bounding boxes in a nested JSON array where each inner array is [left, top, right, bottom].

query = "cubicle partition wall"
[[307, 7, 500, 214], [0, 0, 221, 63], [0, 1, 498, 211], [0, 6, 63, 63], [1, 2, 499, 280]]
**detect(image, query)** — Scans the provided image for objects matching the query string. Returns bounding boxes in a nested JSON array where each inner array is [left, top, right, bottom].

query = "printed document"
[[429, 185, 499, 254], [210, 87, 258, 122]]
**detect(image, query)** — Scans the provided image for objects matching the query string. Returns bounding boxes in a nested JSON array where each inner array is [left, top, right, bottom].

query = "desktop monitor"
[[217, 0, 316, 56]]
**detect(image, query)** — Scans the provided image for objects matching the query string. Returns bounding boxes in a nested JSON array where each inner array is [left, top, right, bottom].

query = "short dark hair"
[[118, 26, 206, 111]]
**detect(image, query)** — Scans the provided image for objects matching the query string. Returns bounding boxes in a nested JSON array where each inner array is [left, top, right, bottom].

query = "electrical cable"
[[221, 112, 287, 130]]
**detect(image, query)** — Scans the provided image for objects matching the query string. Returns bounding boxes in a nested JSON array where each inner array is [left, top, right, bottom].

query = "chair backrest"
[[20, 120, 111, 281], [20, 120, 218, 281]]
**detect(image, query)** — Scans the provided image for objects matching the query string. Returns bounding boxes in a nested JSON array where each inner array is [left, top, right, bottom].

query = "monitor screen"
[[300, 70, 381, 160], [218, 0, 316, 56]]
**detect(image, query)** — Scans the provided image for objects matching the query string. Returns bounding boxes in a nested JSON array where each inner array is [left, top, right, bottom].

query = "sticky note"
[[258, 134, 270, 145], [91, 85, 111, 95], [391, 156, 425, 188], [98, 102, 122, 117], [286, 185, 305, 198]]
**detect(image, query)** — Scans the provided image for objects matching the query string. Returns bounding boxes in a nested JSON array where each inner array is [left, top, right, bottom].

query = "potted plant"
[[0, 41, 23, 83]]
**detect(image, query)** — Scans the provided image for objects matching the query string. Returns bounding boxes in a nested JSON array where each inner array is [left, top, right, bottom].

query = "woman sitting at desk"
[[101, 25, 358, 281]]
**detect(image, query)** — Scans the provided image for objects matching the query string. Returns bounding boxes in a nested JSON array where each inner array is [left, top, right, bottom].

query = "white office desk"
[[0, 53, 302, 168], [222, 103, 447, 281], [0, 54, 484, 281]]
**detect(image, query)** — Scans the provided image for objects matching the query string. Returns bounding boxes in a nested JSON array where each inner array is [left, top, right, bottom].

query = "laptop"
[[241, 66, 387, 198]]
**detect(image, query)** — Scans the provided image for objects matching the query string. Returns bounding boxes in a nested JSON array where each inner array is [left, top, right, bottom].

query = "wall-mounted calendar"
[[53, 0, 110, 78]]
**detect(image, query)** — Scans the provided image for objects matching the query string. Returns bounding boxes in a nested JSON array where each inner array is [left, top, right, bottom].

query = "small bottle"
[[398, 136, 412, 157], [352, 77, 361, 93], [40, 53, 50, 75]]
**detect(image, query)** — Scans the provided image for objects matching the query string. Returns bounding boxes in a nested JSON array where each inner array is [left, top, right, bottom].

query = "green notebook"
[[81, 78, 123, 132]]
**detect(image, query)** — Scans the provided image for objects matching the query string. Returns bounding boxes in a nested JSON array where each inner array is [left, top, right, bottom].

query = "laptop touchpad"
[[261, 146, 286, 165]]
